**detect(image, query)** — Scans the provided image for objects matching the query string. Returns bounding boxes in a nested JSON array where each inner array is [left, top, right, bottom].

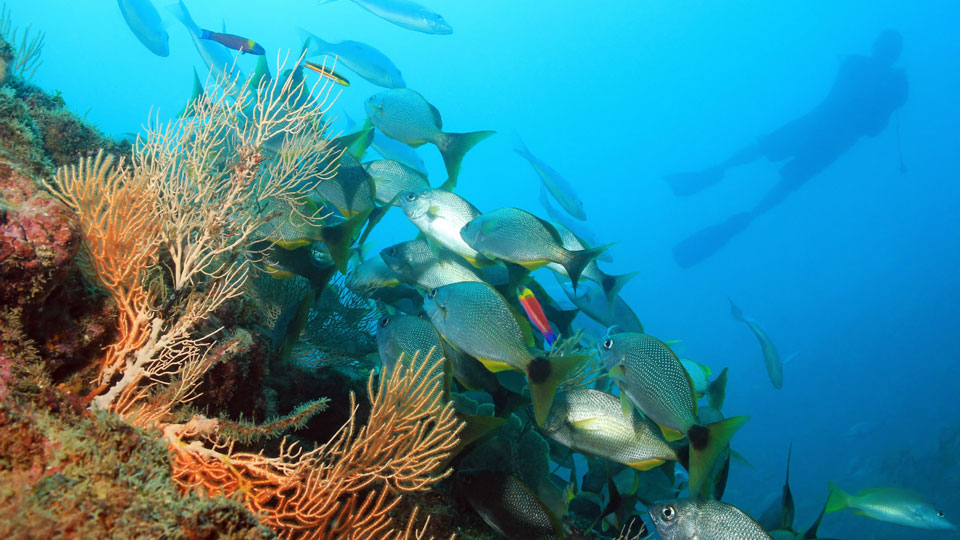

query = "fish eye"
[[385, 247, 397, 256], [379, 316, 390, 328], [938, 511, 945, 518], [405, 192, 417, 202], [602, 338, 614, 349], [661, 505, 676, 521]]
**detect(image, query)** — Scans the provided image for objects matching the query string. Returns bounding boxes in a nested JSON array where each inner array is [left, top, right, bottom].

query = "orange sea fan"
[[166, 350, 462, 539], [46, 150, 160, 384]]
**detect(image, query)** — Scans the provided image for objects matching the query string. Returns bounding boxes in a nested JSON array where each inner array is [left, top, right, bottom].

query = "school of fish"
[[113, 1, 956, 538]]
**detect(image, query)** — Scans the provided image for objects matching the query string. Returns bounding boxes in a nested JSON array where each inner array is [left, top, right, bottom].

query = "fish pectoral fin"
[[463, 253, 494, 268], [619, 391, 633, 419], [627, 459, 665, 471], [517, 259, 550, 271], [658, 425, 686, 442], [265, 267, 296, 279], [569, 417, 603, 432], [608, 365, 627, 381], [274, 238, 312, 250], [853, 510, 870, 517], [475, 357, 518, 373]]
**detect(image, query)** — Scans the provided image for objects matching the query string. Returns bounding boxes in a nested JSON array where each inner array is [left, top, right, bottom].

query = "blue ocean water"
[[8, 1, 960, 538]]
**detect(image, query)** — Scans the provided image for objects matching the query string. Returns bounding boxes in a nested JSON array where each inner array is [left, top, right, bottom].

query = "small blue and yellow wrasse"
[[199, 29, 265, 55], [517, 286, 556, 347], [305, 61, 350, 86]]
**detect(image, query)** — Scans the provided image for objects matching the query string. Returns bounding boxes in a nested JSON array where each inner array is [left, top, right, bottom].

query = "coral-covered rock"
[[194, 328, 270, 423], [26, 270, 117, 381], [0, 162, 78, 308], [0, 37, 11, 87], [0, 402, 272, 539], [0, 84, 49, 177], [19, 85, 130, 169]]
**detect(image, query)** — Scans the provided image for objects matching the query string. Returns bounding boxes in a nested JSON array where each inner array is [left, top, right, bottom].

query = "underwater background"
[[3, 1, 959, 538]]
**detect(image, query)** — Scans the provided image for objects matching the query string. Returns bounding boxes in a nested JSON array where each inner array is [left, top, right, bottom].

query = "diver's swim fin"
[[672, 212, 751, 268], [664, 167, 725, 197]]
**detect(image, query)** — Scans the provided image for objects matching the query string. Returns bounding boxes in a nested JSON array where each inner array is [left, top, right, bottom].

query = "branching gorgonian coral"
[[0, 4, 45, 80], [47, 53, 340, 420]]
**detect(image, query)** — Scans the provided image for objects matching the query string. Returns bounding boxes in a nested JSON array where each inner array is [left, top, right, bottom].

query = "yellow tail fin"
[[687, 416, 748, 496]]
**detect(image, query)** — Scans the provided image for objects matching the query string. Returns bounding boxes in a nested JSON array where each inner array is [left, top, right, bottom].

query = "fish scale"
[[602, 333, 697, 434], [541, 389, 677, 469], [649, 499, 773, 540]]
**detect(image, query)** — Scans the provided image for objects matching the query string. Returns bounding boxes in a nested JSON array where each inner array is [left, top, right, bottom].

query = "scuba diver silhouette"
[[667, 30, 909, 268]]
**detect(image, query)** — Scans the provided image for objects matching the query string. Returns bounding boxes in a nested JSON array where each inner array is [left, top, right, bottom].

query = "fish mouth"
[[424, 291, 447, 319], [364, 97, 384, 118], [459, 223, 479, 246]]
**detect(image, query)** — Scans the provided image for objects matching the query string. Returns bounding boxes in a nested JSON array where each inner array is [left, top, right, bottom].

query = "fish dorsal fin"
[[533, 214, 566, 247], [617, 388, 632, 419], [428, 101, 443, 130]]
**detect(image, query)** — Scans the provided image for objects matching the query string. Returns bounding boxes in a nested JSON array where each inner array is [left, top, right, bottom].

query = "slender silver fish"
[[539, 184, 610, 261], [324, 0, 452, 35], [729, 299, 783, 389], [826, 483, 956, 530], [516, 138, 586, 220], [117, 0, 169, 57], [299, 28, 405, 89]]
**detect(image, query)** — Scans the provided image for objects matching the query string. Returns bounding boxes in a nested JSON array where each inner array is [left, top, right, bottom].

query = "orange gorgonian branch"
[[47, 150, 160, 384], [165, 350, 462, 539]]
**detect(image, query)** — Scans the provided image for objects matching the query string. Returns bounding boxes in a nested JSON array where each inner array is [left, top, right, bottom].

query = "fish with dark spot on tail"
[[597, 331, 747, 496], [424, 281, 588, 426], [460, 207, 609, 291]]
